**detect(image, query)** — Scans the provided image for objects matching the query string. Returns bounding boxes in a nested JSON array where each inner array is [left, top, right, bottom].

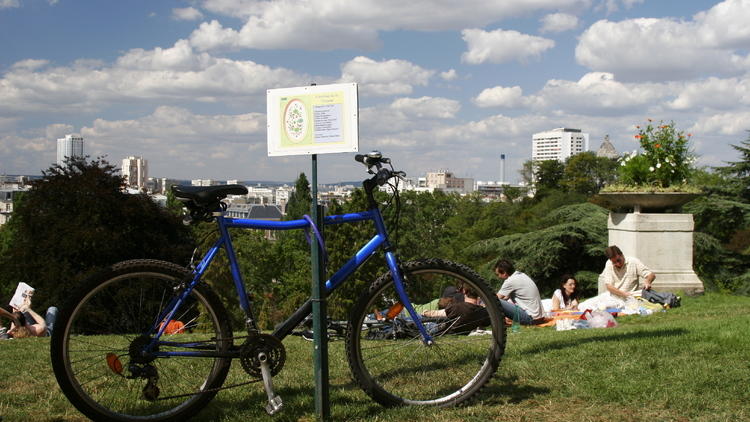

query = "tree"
[[464, 203, 609, 296], [285, 172, 311, 219], [0, 157, 194, 308], [717, 132, 750, 202], [534, 159, 565, 194], [561, 152, 618, 195]]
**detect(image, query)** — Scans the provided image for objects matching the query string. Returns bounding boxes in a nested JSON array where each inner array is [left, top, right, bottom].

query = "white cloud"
[[695, 0, 750, 48], [576, 0, 750, 81], [540, 13, 579, 33], [172, 7, 204, 21], [690, 111, 750, 136], [11, 59, 49, 70], [0, 0, 19, 9], [189, 17, 381, 51], [473, 85, 524, 108], [532, 72, 669, 114], [440, 69, 457, 81], [79, 106, 267, 174], [669, 76, 750, 111], [461, 28, 555, 64], [338, 56, 434, 96], [390, 96, 460, 119], [192, 0, 587, 51], [0, 41, 309, 114], [598, 0, 644, 15]]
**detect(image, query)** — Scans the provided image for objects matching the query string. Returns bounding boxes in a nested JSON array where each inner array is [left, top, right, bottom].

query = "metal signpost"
[[267, 83, 358, 420]]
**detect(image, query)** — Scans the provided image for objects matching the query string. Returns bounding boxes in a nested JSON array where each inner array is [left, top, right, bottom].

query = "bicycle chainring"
[[239, 334, 286, 378]]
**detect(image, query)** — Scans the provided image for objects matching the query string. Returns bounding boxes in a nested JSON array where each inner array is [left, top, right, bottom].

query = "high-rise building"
[[56, 134, 84, 165], [121, 156, 148, 190], [531, 128, 589, 162]]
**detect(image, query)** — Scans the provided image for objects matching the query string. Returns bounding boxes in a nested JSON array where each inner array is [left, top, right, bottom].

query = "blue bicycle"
[[50, 152, 506, 421]]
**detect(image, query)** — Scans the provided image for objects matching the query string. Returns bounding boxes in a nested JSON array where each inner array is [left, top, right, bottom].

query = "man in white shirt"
[[598, 245, 655, 298], [494, 259, 545, 325]]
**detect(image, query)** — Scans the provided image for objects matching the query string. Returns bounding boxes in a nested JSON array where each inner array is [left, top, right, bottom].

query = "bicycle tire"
[[50, 259, 233, 422], [346, 258, 506, 407]]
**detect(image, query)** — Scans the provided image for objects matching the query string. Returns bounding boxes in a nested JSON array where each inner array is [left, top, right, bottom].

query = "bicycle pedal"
[[265, 395, 283, 415]]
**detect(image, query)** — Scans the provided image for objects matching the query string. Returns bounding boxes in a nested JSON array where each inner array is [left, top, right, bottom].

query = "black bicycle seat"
[[171, 184, 248, 206]]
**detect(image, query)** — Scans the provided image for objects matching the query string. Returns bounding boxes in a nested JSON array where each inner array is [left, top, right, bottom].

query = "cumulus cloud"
[[0, 40, 309, 114], [0, 0, 20, 9], [473, 86, 525, 108], [576, 0, 750, 81], [338, 56, 434, 96], [192, 0, 587, 50], [598, 0, 644, 15], [669, 76, 750, 111], [690, 110, 750, 136], [532, 72, 669, 115], [189, 18, 381, 51], [540, 13, 579, 33], [461, 28, 555, 64], [79, 106, 267, 173], [390, 96, 460, 119], [440, 69, 458, 81], [172, 7, 204, 21]]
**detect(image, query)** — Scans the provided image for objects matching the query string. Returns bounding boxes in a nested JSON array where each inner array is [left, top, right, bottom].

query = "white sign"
[[267, 83, 359, 156]]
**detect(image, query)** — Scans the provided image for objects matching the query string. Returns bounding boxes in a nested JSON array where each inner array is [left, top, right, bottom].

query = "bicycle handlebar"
[[355, 151, 405, 187]]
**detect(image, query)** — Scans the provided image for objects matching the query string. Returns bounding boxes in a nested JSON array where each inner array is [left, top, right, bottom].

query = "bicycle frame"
[[148, 206, 434, 357]]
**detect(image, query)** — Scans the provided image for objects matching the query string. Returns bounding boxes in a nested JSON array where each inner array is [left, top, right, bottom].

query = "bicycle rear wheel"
[[50, 259, 232, 422], [346, 259, 506, 407]]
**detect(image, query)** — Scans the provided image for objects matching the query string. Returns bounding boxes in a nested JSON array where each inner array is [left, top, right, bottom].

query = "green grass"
[[1, 293, 749, 422]]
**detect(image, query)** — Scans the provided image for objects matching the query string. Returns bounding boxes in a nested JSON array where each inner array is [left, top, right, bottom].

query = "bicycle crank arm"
[[258, 351, 283, 415]]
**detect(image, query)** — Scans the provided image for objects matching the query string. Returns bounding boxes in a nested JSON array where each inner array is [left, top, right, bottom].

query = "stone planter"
[[591, 192, 704, 295], [591, 192, 700, 213]]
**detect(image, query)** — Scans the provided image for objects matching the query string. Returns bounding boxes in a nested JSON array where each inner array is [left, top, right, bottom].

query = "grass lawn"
[[1, 293, 749, 422]]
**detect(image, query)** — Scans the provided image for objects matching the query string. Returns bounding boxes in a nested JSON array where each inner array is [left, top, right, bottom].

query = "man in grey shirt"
[[494, 259, 545, 325]]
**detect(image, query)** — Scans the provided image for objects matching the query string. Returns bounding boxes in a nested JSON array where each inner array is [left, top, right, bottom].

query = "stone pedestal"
[[600, 212, 705, 295]]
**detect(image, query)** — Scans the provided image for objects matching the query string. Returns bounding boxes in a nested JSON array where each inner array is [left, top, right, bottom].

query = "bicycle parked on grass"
[[50, 152, 507, 422]]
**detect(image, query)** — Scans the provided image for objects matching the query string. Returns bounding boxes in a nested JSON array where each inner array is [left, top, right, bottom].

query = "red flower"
[[635, 135, 642, 139], [655, 144, 661, 148]]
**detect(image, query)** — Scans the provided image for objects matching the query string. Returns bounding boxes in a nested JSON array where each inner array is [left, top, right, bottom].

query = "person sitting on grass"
[[551, 274, 580, 311], [598, 245, 655, 298], [443, 285, 490, 335], [494, 258, 546, 325]]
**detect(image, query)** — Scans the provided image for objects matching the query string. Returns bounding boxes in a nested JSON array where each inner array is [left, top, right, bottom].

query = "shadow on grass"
[[194, 383, 384, 421], [482, 375, 551, 405], [520, 328, 689, 355]]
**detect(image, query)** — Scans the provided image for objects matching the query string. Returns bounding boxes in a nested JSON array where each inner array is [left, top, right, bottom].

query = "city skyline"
[[1, 0, 748, 183]]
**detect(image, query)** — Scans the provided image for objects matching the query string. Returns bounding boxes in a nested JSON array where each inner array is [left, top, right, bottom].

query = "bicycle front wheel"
[[50, 259, 232, 422], [346, 259, 506, 407]]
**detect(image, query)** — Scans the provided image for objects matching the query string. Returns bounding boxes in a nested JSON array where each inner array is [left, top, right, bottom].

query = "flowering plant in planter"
[[605, 120, 699, 192]]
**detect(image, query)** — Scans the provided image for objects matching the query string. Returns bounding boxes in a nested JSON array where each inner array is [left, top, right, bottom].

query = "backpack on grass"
[[642, 289, 681, 308]]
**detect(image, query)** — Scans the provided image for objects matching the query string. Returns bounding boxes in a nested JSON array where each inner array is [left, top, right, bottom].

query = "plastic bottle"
[[511, 304, 521, 333]]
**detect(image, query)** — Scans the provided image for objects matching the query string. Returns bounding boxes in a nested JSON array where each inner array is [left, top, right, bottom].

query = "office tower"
[[56, 134, 84, 166], [531, 128, 589, 162], [121, 156, 148, 190]]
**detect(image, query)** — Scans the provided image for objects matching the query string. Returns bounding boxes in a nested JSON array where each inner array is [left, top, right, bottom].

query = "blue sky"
[[1, 0, 748, 183]]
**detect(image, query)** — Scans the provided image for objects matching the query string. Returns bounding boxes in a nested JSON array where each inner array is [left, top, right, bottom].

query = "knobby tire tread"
[[50, 259, 233, 422]]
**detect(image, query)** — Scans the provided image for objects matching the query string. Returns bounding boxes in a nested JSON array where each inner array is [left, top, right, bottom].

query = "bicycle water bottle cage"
[[171, 184, 248, 223]]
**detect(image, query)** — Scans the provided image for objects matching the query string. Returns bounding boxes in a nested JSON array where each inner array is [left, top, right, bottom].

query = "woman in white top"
[[551, 274, 580, 311]]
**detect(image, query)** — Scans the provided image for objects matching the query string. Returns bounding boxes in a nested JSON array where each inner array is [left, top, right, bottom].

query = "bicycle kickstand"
[[258, 351, 283, 415]]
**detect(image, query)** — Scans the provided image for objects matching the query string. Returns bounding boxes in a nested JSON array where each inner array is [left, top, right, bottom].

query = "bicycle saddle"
[[171, 184, 248, 206]]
